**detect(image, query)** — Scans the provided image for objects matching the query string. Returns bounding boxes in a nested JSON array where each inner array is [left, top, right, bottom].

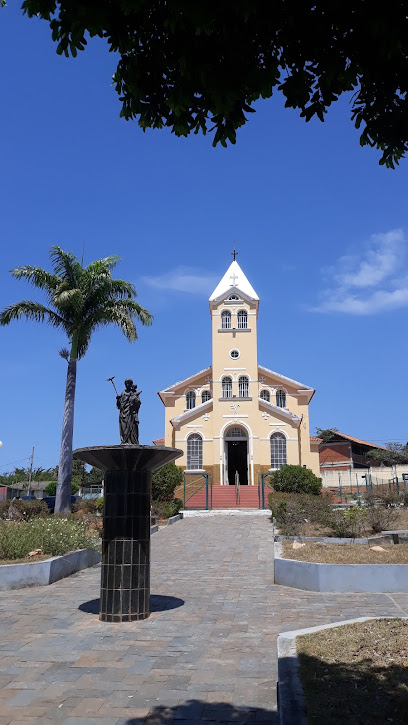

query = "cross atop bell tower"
[[231, 243, 238, 261]]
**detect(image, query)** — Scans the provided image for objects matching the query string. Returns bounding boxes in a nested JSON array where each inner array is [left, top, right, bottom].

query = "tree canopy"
[[366, 442, 408, 466], [0, 246, 152, 512], [17, 1, 408, 167]]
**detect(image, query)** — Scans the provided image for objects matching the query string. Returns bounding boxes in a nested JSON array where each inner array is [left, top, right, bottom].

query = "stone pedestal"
[[73, 445, 182, 622]]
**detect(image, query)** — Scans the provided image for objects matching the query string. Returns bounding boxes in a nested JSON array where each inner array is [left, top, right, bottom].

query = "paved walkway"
[[0, 516, 408, 724]]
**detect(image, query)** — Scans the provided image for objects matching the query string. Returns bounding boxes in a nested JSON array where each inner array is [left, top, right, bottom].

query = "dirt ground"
[[281, 540, 408, 564], [297, 618, 408, 724]]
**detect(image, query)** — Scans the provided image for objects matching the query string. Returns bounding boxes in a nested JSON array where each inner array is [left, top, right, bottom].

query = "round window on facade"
[[230, 349, 240, 359]]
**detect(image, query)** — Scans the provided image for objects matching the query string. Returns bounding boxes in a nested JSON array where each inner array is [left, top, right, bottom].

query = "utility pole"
[[28, 447, 34, 498]]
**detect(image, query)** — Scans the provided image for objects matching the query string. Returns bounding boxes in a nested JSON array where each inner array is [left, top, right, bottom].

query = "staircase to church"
[[185, 485, 261, 509]]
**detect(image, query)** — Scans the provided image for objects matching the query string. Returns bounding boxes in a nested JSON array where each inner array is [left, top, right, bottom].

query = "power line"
[[0, 455, 32, 471]]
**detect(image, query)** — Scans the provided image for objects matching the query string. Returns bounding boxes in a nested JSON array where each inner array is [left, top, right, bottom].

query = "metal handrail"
[[183, 473, 211, 509], [235, 470, 240, 506]]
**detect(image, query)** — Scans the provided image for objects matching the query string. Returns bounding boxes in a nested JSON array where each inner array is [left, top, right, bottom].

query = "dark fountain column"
[[73, 445, 182, 622]]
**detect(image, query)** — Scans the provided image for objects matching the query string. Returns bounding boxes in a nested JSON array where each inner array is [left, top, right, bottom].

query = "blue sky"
[[1, 4, 408, 474]]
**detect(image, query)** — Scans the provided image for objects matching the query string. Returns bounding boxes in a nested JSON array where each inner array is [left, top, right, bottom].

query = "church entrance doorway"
[[224, 426, 248, 485]]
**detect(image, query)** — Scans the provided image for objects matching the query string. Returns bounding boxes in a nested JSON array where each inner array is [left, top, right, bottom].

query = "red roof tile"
[[324, 430, 387, 450]]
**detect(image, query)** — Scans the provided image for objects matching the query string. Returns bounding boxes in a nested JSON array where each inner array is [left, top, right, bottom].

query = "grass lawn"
[[281, 541, 408, 564], [297, 619, 408, 724]]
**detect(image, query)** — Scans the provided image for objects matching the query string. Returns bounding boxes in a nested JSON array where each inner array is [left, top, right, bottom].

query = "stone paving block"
[[0, 516, 407, 723]]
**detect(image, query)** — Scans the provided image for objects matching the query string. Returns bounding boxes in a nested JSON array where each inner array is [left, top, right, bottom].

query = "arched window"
[[221, 310, 231, 329], [225, 426, 247, 438], [201, 390, 212, 403], [239, 375, 249, 398], [237, 310, 248, 329], [228, 294, 239, 300], [276, 389, 286, 408], [186, 391, 196, 410], [270, 433, 287, 469], [260, 389, 270, 402], [187, 434, 203, 470], [222, 376, 232, 398]]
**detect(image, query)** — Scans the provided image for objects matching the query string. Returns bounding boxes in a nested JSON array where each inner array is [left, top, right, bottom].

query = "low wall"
[[0, 548, 101, 591], [274, 542, 408, 593]]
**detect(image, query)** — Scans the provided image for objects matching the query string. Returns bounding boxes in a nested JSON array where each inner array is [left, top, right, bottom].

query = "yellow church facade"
[[158, 261, 320, 485]]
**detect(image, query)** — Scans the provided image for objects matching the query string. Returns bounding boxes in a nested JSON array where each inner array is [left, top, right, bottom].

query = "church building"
[[158, 260, 320, 485]]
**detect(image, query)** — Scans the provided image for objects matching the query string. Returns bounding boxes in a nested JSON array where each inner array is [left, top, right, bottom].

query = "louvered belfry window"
[[237, 310, 248, 329], [221, 310, 231, 329], [238, 375, 249, 398], [222, 376, 232, 398]]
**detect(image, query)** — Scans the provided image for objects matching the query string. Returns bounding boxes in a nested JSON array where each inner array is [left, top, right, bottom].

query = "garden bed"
[[270, 490, 408, 538], [274, 542, 408, 592], [297, 618, 408, 724], [0, 548, 101, 590], [281, 540, 408, 564]]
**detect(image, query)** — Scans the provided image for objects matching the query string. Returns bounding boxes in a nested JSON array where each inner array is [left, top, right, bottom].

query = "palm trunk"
[[55, 356, 77, 513]]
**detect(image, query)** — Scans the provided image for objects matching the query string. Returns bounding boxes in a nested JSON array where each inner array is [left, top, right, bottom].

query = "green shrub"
[[269, 491, 333, 536], [95, 497, 104, 513], [271, 465, 322, 495], [74, 498, 102, 514], [8, 499, 49, 521], [152, 462, 183, 502], [0, 518, 99, 560], [327, 507, 366, 538], [364, 491, 398, 533], [151, 498, 182, 520], [44, 481, 79, 496], [0, 501, 9, 520]]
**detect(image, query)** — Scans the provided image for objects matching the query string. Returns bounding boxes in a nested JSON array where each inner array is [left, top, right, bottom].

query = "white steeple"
[[209, 260, 259, 303]]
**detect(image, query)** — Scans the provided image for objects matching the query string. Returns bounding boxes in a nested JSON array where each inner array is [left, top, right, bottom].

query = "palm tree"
[[0, 247, 153, 512]]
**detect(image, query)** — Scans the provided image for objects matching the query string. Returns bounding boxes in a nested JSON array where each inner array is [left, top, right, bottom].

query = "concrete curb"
[[274, 542, 408, 592], [274, 535, 380, 544], [166, 513, 183, 526], [181, 509, 271, 516], [0, 548, 101, 590], [277, 616, 407, 725]]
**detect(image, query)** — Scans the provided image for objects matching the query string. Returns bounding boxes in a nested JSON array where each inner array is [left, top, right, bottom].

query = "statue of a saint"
[[116, 378, 141, 444]]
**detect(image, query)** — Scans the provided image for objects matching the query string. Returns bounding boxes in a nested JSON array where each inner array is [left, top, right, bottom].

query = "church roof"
[[258, 397, 302, 425], [158, 366, 212, 400], [258, 365, 315, 393], [170, 398, 213, 426], [209, 261, 259, 302]]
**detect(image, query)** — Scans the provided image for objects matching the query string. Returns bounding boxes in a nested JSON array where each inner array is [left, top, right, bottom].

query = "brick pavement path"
[[0, 515, 407, 724]]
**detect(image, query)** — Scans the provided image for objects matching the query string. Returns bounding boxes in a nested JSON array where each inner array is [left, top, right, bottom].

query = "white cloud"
[[142, 266, 219, 295], [311, 229, 408, 315]]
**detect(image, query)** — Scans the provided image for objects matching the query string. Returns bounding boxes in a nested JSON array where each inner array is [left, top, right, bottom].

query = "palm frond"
[[59, 347, 70, 361], [53, 288, 84, 312], [10, 265, 60, 295], [86, 256, 121, 274], [113, 299, 153, 326], [0, 301, 65, 328], [49, 246, 82, 287]]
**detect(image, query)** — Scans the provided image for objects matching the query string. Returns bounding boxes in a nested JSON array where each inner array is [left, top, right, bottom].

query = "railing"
[[235, 471, 240, 506], [182, 472, 212, 509], [258, 473, 274, 509]]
